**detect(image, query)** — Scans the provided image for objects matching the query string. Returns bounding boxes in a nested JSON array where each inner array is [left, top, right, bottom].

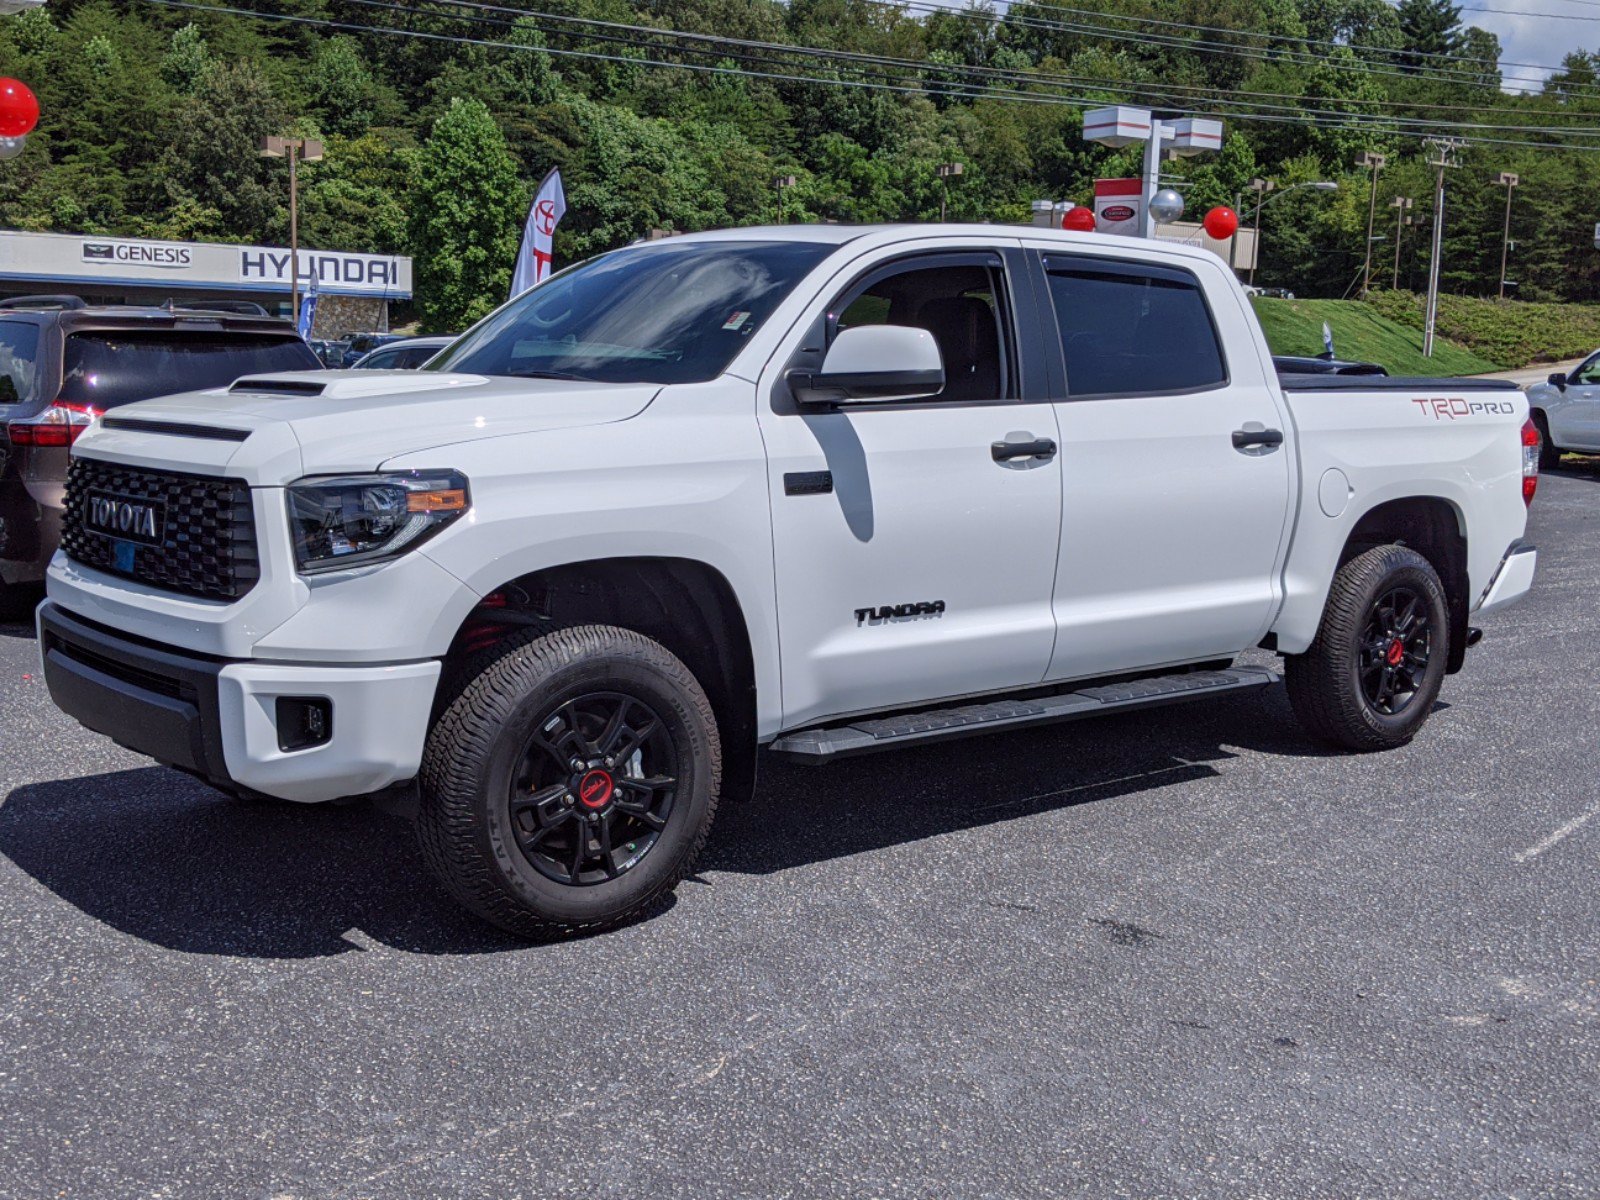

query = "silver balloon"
[[1149, 187, 1185, 224], [0, 136, 26, 162]]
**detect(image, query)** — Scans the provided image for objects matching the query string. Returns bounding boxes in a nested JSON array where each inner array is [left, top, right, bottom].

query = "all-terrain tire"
[[416, 624, 721, 938], [1284, 544, 1450, 752], [1532, 411, 1561, 472]]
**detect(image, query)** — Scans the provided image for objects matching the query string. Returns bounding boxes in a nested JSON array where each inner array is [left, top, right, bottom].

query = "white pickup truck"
[[38, 225, 1539, 936]]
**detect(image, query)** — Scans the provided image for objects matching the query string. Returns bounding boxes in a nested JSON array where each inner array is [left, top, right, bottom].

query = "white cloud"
[[1460, 1, 1600, 90]]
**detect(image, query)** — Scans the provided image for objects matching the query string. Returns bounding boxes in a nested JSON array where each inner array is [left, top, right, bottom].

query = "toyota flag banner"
[[297, 264, 319, 341], [511, 168, 567, 297]]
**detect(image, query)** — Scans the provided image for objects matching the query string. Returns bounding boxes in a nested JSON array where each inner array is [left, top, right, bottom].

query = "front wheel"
[[1284, 545, 1450, 752], [416, 625, 721, 938]]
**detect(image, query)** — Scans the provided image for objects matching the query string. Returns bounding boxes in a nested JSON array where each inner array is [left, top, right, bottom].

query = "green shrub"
[[1364, 292, 1600, 368]]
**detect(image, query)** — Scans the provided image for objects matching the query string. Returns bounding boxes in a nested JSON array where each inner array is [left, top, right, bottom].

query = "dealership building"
[[0, 231, 413, 335]]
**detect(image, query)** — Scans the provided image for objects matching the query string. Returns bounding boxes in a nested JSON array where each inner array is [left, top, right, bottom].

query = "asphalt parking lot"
[[1, 470, 1596, 1200]]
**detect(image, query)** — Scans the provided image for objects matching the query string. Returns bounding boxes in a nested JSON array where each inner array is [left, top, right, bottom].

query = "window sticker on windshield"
[[722, 311, 751, 331]]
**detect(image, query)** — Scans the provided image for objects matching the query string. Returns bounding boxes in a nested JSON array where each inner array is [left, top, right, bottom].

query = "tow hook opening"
[[1465, 627, 1484, 649]]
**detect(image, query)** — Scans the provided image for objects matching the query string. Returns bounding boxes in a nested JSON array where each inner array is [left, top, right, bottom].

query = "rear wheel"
[[1532, 411, 1561, 472], [1285, 544, 1449, 751], [416, 625, 720, 938]]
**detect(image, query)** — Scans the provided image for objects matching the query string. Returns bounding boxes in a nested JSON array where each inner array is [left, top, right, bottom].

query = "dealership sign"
[[240, 248, 405, 293], [1093, 178, 1144, 237], [82, 239, 193, 269], [0, 231, 412, 299]]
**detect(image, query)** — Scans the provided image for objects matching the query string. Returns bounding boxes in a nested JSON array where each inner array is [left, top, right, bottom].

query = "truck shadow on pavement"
[[0, 685, 1335, 957]]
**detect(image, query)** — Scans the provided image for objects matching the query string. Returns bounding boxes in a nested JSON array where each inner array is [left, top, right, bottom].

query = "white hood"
[[71, 370, 662, 484]]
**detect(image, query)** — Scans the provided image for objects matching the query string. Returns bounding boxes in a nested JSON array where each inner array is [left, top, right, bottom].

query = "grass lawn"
[[1251, 297, 1503, 376]]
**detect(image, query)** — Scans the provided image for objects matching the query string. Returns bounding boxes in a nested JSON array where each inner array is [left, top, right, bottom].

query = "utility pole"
[[936, 162, 963, 222], [259, 136, 324, 317], [1246, 177, 1272, 286], [1497, 171, 1519, 300], [1422, 137, 1463, 358], [1390, 195, 1413, 290], [1355, 151, 1386, 297]]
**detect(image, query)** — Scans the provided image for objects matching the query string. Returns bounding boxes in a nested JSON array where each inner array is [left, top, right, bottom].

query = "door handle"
[[992, 437, 1057, 462], [1231, 428, 1284, 451]]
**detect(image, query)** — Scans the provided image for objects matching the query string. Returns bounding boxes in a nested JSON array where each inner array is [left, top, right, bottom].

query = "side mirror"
[[1549, 372, 1568, 391], [788, 325, 945, 408]]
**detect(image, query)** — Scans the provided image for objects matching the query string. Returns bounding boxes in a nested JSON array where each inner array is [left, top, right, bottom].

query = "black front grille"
[[61, 458, 259, 601]]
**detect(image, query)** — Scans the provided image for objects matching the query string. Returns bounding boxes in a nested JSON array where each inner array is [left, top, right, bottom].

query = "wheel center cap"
[[1386, 637, 1405, 666], [577, 768, 615, 809]]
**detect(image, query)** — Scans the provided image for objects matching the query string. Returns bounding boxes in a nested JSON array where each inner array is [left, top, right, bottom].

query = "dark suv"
[[0, 297, 319, 599]]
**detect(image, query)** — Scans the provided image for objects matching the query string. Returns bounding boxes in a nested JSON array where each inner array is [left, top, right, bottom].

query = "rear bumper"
[[1475, 541, 1537, 616], [38, 601, 440, 802]]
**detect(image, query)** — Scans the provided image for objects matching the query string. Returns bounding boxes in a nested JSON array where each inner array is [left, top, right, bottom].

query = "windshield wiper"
[[502, 368, 594, 382]]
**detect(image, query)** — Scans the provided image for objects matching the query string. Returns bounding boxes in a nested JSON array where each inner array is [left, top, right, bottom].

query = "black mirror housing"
[[1549, 372, 1568, 390]]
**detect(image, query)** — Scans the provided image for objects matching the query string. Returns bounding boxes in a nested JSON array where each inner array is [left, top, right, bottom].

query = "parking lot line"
[[1514, 800, 1600, 863]]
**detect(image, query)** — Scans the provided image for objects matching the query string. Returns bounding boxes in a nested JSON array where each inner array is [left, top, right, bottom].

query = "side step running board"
[[768, 666, 1278, 763]]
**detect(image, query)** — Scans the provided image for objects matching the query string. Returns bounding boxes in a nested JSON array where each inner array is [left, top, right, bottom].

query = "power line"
[[407, 0, 1600, 126], [895, 0, 1600, 97], [132, 0, 1600, 151]]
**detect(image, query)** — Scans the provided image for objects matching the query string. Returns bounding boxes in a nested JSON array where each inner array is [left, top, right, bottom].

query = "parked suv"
[[0, 297, 318, 600]]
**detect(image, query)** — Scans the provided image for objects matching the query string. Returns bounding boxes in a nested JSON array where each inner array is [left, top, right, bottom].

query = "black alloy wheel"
[[416, 624, 721, 939], [1358, 586, 1433, 716], [1284, 543, 1450, 751], [510, 692, 679, 886]]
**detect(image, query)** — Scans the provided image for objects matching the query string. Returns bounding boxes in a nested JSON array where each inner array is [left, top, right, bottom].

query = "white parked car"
[[38, 224, 1539, 936], [1525, 354, 1600, 468]]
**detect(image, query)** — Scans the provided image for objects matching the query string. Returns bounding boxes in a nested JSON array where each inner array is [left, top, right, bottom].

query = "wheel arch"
[[1336, 495, 1470, 674], [439, 556, 761, 803]]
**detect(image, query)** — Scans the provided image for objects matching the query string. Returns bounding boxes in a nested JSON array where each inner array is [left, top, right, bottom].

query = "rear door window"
[[1042, 257, 1227, 398], [60, 331, 320, 409], [0, 320, 41, 406]]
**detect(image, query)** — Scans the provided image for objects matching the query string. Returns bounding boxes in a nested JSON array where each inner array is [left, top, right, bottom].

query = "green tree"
[[160, 24, 210, 94], [1396, 0, 1463, 69], [408, 98, 525, 330], [160, 60, 286, 241]]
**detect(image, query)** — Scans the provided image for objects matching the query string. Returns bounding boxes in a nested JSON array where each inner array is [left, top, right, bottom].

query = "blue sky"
[[1462, 1, 1600, 91]]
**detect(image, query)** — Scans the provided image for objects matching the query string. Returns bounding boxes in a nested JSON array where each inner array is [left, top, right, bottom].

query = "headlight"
[[287, 470, 469, 574]]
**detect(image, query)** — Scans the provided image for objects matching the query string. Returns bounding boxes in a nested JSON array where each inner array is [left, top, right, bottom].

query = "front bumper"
[[39, 601, 440, 802]]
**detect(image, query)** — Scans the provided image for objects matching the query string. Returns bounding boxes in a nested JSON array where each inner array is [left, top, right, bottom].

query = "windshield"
[[428, 240, 833, 385], [61, 331, 320, 409]]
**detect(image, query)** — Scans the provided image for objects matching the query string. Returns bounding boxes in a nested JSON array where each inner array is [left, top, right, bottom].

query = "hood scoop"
[[229, 370, 489, 401]]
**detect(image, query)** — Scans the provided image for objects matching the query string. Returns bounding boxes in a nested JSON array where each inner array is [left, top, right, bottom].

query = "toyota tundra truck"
[[36, 225, 1539, 937]]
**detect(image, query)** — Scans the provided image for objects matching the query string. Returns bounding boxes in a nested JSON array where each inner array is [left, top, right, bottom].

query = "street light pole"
[[1246, 178, 1272, 286], [1497, 171, 1519, 300], [773, 174, 796, 225], [259, 135, 324, 317], [936, 162, 963, 222], [1390, 195, 1413, 290], [1422, 137, 1462, 358], [1355, 151, 1386, 298], [1241, 180, 1338, 286]]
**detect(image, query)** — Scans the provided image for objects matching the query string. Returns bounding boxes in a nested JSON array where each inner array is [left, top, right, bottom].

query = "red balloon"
[[0, 79, 38, 139], [1061, 206, 1097, 232], [1202, 205, 1239, 241]]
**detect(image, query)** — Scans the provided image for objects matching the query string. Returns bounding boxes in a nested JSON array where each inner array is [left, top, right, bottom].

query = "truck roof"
[[657, 223, 1224, 268]]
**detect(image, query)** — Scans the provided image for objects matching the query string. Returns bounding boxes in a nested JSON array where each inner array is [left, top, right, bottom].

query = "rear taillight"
[[6, 401, 98, 448], [1521, 417, 1540, 506]]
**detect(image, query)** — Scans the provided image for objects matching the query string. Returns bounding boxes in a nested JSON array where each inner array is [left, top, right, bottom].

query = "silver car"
[[1526, 353, 1600, 469]]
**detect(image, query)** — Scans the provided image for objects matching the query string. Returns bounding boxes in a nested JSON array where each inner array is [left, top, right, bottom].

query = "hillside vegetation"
[[1251, 297, 1501, 376], [1364, 292, 1600, 369], [6, 0, 1600, 329]]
